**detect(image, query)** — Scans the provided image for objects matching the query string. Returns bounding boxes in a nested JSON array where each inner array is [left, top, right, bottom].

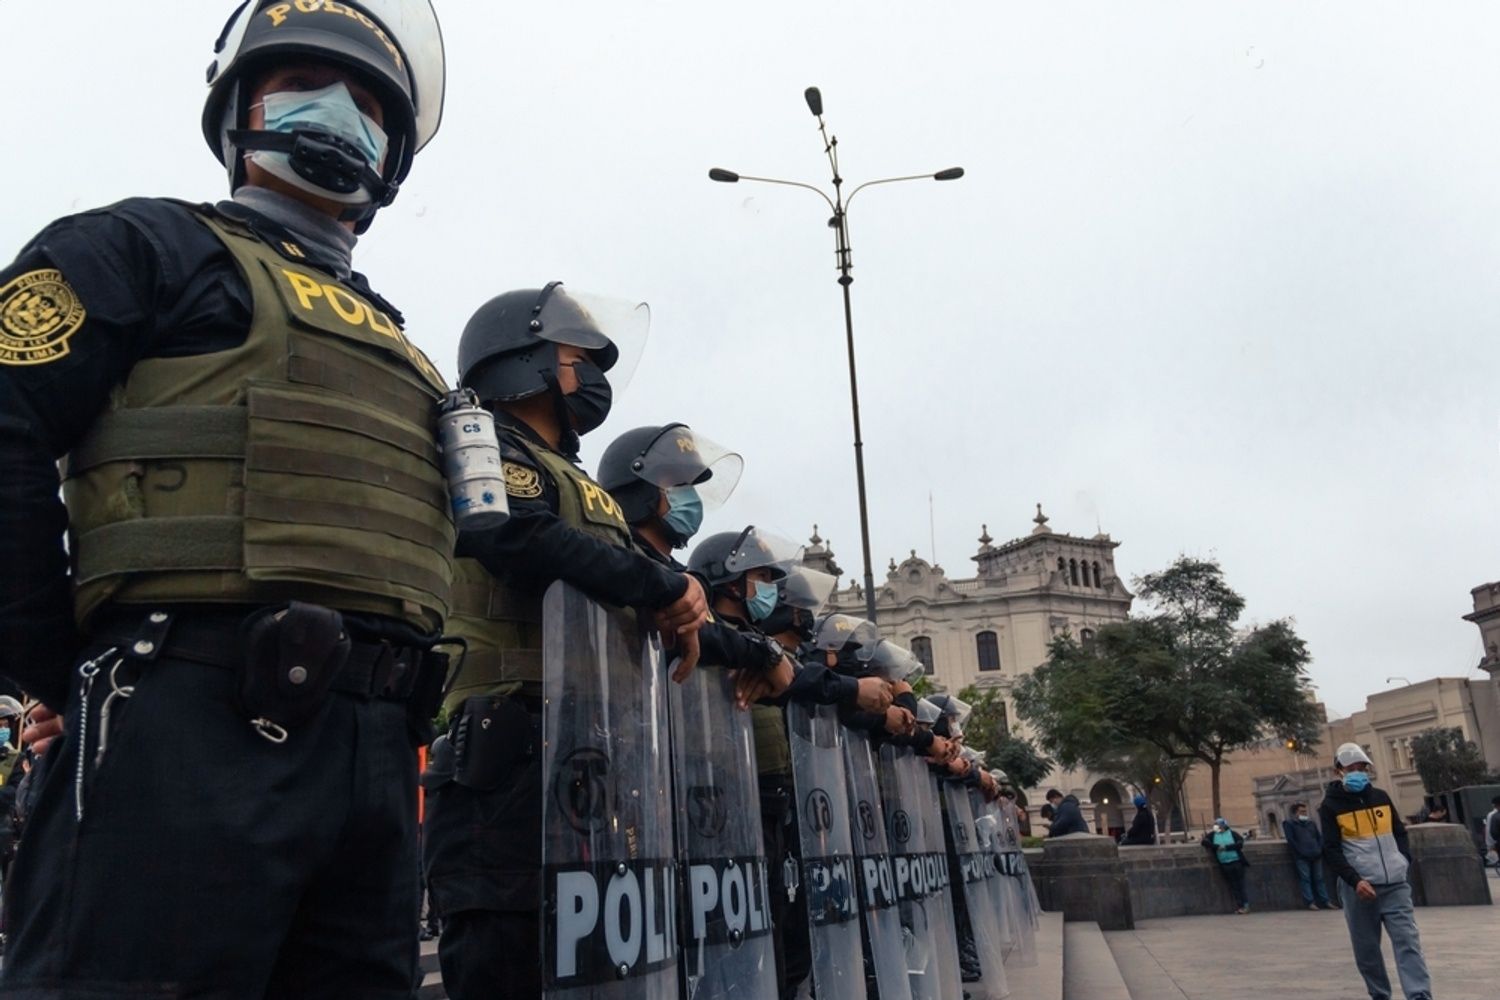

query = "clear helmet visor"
[[990, 769, 1008, 784], [932, 695, 973, 728], [780, 565, 838, 613], [811, 614, 880, 661], [722, 526, 803, 580], [630, 426, 743, 510], [915, 698, 943, 726], [962, 748, 986, 766], [532, 285, 650, 396], [869, 639, 923, 683]]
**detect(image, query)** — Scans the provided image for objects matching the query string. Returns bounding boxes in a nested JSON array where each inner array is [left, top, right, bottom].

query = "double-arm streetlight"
[[710, 86, 963, 623]]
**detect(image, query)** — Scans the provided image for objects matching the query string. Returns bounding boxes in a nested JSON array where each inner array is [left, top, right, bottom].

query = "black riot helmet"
[[758, 564, 837, 643], [687, 527, 801, 591], [596, 423, 743, 534], [203, 1, 446, 230]]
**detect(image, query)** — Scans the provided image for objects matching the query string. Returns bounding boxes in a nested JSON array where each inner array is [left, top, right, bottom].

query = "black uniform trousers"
[[0, 634, 420, 999], [422, 702, 544, 1000], [760, 779, 811, 1000]]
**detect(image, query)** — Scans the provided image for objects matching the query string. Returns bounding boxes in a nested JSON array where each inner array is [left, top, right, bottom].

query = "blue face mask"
[[249, 82, 388, 203], [0, 727, 11, 746], [1343, 771, 1370, 793], [661, 486, 704, 546], [746, 579, 779, 622]]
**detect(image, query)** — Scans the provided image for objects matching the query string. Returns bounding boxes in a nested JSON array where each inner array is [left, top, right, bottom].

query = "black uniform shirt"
[[454, 414, 688, 611], [634, 533, 779, 673], [0, 197, 391, 708]]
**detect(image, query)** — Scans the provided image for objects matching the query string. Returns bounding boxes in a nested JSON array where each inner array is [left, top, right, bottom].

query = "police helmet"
[[868, 638, 924, 682], [810, 614, 880, 663], [203, 1, 446, 226], [597, 424, 743, 526], [458, 283, 648, 407], [759, 565, 838, 643], [915, 697, 944, 727], [0, 696, 22, 720], [687, 526, 800, 590], [927, 693, 973, 728]]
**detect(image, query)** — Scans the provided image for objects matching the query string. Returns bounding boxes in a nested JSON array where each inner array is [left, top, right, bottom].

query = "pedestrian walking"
[[1320, 742, 1433, 1000], [1201, 818, 1252, 913], [1282, 802, 1333, 909]]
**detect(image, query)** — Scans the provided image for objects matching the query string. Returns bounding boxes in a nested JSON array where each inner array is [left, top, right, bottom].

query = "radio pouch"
[[452, 695, 534, 790]]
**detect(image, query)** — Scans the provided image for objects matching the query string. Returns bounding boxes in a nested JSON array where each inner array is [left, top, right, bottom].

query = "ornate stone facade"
[[815, 506, 1134, 827]]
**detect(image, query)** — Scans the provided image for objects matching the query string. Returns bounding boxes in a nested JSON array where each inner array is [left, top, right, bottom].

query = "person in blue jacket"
[[1282, 801, 1333, 910]]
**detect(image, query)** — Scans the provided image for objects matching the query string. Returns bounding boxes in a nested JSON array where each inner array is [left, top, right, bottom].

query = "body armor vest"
[[64, 208, 454, 632], [752, 704, 791, 778], [442, 441, 633, 712]]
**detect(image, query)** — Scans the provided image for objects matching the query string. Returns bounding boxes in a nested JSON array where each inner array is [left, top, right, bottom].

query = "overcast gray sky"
[[6, 2, 1497, 716]]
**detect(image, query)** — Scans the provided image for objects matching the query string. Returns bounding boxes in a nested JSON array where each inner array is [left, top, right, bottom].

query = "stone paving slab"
[[1105, 886, 1497, 1000]]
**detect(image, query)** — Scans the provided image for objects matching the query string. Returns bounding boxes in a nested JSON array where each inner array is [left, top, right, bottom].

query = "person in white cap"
[[1317, 742, 1433, 1000]]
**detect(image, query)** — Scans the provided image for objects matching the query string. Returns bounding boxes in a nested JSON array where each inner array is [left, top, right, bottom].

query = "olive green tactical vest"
[[441, 442, 633, 713], [752, 704, 792, 778], [63, 209, 455, 633]]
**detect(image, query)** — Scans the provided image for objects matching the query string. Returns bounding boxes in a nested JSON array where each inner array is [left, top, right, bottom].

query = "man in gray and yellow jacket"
[[1318, 742, 1433, 1000]]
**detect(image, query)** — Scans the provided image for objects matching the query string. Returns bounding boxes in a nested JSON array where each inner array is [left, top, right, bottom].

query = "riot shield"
[[876, 745, 958, 1000], [542, 582, 679, 999], [939, 783, 1009, 1000], [917, 769, 966, 1000], [842, 730, 914, 1000], [993, 799, 1039, 967], [787, 700, 869, 1000], [671, 667, 777, 1000], [969, 790, 1020, 978]]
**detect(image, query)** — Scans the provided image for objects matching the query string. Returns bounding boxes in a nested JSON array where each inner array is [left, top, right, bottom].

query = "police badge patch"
[[502, 461, 544, 499], [0, 269, 86, 366]]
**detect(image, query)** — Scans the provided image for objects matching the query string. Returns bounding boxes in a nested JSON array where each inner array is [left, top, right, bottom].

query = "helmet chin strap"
[[227, 128, 398, 216], [539, 368, 581, 458]]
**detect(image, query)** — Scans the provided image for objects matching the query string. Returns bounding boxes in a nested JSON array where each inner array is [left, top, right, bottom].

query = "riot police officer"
[[0, 3, 451, 994], [422, 287, 709, 999]]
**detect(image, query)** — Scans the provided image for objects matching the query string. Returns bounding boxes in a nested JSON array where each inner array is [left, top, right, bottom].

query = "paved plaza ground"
[[1101, 868, 1499, 1000]]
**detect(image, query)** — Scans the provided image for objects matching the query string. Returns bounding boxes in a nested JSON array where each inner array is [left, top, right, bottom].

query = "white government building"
[[811, 505, 1140, 833]]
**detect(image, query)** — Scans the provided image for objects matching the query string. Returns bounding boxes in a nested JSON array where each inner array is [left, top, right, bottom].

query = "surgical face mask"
[[561, 359, 612, 435], [248, 82, 388, 205], [746, 579, 779, 622], [0, 727, 10, 745], [661, 486, 704, 546], [1342, 771, 1370, 793], [1297, 813, 1309, 822]]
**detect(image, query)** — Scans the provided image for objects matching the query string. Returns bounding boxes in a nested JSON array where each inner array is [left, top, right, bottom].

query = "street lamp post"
[[710, 86, 963, 624]]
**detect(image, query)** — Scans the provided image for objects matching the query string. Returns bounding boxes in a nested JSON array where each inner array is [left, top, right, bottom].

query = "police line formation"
[[0, 2, 1041, 998]]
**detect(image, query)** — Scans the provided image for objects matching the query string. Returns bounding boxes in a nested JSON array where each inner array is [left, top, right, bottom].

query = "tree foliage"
[[956, 684, 1054, 789], [1410, 727, 1491, 796], [1014, 556, 1323, 818]]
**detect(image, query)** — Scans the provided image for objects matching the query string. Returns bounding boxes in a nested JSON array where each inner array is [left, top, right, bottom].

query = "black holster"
[[451, 695, 538, 791]]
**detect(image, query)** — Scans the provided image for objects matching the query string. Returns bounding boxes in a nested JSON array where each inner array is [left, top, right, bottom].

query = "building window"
[[1092, 561, 1102, 588], [1069, 558, 1079, 585], [1080, 628, 1095, 645], [911, 636, 934, 675], [976, 631, 1000, 671]]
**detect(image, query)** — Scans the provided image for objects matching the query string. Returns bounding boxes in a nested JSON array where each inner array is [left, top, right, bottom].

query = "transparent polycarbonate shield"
[[787, 701, 868, 1000], [780, 565, 838, 613], [869, 639, 923, 684], [541, 582, 678, 999], [670, 668, 776, 1000], [532, 286, 651, 395], [842, 730, 914, 1000], [995, 799, 1040, 966], [969, 789, 1016, 975], [918, 770, 965, 1000], [720, 526, 803, 580], [810, 614, 879, 661], [940, 783, 1008, 1000], [629, 426, 744, 511], [875, 744, 949, 1000]]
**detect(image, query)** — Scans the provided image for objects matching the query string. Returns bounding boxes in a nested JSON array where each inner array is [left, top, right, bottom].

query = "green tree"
[[1014, 556, 1322, 819], [1410, 727, 1490, 796], [956, 684, 1055, 788]]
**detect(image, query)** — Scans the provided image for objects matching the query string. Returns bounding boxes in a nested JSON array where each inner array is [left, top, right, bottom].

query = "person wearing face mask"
[[1319, 743, 1432, 1000], [0, 3, 458, 995], [1199, 818, 1251, 913], [422, 288, 710, 1000], [1282, 801, 1333, 910], [0, 696, 21, 888]]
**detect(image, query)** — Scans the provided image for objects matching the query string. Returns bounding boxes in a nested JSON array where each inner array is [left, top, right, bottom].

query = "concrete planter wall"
[[1028, 822, 1491, 926]]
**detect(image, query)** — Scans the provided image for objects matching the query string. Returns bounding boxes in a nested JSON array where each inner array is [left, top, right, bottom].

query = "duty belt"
[[92, 607, 431, 701]]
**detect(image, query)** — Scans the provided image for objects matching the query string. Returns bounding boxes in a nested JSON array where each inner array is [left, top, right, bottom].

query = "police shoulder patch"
[[0, 269, 87, 366], [503, 461, 544, 499]]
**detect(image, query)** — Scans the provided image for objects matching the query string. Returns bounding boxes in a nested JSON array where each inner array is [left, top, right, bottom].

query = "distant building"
[[813, 506, 1138, 832]]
